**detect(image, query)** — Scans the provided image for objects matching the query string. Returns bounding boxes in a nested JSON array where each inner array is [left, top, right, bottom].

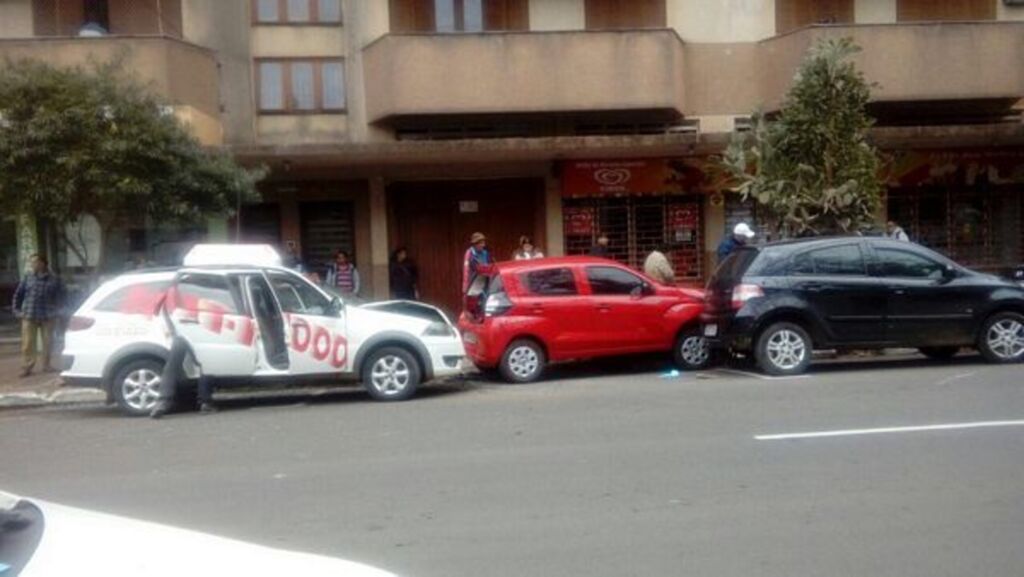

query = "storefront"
[[885, 149, 1024, 274], [561, 159, 709, 285]]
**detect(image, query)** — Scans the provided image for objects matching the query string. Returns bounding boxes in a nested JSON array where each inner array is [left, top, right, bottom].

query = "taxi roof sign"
[[183, 244, 283, 267]]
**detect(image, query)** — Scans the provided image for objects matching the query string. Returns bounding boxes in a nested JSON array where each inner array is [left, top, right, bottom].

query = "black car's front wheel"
[[755, 322, 812, 376], [978, 312, 1024, 364]]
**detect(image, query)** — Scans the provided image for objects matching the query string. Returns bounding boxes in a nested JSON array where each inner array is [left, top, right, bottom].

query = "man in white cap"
[[717, 223, 756, 263]]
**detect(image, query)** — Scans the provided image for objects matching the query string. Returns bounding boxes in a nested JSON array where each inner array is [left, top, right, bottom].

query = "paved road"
[[2, 354, 1023, 577]]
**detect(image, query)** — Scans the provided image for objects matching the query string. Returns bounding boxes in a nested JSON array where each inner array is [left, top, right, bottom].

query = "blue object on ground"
[[660, 369, 682, 379]]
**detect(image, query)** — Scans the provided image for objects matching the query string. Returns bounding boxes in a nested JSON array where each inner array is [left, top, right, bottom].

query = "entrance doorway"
[[390, 179, 544, 314]]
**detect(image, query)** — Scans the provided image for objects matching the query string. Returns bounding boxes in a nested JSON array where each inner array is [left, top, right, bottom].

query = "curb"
[[0, 387, 106, 410]]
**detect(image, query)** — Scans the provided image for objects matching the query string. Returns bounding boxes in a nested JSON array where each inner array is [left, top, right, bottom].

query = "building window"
[[585, 0, 666, 30], [389, 0, 528, 32], [257, 60, 346, 113], [253, 0, 342, 24], [896, 0, 995, 22]]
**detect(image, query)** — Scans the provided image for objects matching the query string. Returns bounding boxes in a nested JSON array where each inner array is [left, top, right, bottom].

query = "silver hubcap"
[[507, 346, 540, 379], [766, 330, 807, 370], [986, 319, 1024, 360], [680, 335, 710, 367], [370, 355, 411, 396], [122, 368, 161, 411]]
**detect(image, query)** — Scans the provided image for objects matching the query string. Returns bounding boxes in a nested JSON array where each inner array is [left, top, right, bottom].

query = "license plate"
[[703, 324, 718, 337]]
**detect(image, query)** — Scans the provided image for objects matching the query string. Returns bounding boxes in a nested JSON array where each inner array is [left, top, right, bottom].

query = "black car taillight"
[[484, 291, 513, 317], [731, 284, 764, 310]]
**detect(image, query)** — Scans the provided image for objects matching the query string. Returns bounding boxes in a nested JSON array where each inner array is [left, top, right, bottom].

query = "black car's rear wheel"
[[755, 322, 812, 376], [978, 312, 1024, 364], [919, 346, 960, 361]]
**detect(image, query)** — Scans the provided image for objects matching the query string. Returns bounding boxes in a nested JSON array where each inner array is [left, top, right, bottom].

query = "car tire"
[[919, 346, 960, 361], [362, 346, 421, 402], [112, 358, 165, 417], [673, 329, 713, 371], [977, 311, 1024, 364], [755, 322, 812, 376], [499, 339, 546, 383]]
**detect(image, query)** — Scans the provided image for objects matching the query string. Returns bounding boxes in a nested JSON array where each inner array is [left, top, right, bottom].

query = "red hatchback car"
[[458, 257, 709, 383]]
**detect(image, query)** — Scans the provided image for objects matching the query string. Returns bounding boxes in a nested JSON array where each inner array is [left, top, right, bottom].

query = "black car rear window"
[[522, 268, 577, 296], [710, 248, 761, 288]]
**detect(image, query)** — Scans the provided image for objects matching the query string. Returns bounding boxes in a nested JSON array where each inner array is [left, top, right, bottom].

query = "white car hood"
[[349, 301, 453, 334], [2, 492, 396, 577]]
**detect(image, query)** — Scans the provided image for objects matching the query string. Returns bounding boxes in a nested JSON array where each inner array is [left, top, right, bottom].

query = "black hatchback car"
[[702, 237, 1024, 375]]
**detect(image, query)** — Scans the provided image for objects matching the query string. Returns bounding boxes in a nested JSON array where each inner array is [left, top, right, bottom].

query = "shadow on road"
[[48, 379, 478, 420]]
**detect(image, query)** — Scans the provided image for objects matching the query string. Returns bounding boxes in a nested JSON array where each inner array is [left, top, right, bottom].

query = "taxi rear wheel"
[[112, 358, 165, 417]]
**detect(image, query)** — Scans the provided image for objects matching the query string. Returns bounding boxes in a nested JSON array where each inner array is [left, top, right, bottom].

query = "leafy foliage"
[[0, 57, 261, 272], [723, 37, 882, 238]]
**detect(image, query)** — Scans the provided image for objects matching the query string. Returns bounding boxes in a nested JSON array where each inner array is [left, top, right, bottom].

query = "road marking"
[[716, 368, 811, 381], [755, 420, 1024, 441]]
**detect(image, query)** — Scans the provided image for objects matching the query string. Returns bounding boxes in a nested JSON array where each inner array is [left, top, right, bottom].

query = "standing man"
[[325, 250, 361, 297], [644, 244, 676, 286], [717, 223, 756, 264], [462, 232, 492, 292], [887, 221, 910, 242], [589, 234, 610, 258], [12, 254, 62, 377]]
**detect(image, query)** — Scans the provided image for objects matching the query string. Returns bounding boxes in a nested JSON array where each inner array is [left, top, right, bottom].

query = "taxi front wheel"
[[362, 347, 421, 402]]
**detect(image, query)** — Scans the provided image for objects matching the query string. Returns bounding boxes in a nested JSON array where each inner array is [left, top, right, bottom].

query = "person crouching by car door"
[[150, 295, 216, 418], [326, 250, 361, 298]]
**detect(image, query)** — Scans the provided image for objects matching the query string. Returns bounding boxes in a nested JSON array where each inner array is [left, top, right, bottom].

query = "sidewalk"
[[0, 340, 105, 410]]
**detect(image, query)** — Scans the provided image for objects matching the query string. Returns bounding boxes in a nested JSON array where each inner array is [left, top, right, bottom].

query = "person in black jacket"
[[389, 247, 419, 300]]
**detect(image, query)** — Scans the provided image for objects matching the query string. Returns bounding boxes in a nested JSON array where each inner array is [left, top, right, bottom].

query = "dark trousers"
[[159, 336, 212, 406]]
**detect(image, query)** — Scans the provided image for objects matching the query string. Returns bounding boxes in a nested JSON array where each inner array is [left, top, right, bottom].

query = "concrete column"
[[544, 175, 565, 257], [369, 177, 390, 300]]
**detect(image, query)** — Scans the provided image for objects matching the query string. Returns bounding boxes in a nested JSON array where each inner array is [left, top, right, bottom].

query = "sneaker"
[[199, 402, 218, 414]]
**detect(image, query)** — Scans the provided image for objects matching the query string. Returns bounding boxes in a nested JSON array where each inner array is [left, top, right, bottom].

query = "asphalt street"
[[2, 354, 1022, 577]]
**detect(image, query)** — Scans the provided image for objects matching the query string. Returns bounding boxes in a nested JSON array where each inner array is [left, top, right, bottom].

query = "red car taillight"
[[67, 315, 95, 331], [484, 292, 513, 317], [731, 284, 764, 310]]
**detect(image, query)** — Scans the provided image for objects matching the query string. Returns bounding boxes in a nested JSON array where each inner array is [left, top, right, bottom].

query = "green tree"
[[0, 57, 262, 278], [723, 37, 882, 238]]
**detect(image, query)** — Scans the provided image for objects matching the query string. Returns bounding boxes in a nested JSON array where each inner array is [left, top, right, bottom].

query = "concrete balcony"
[[0, 36, 222, 144], [362, 29, 686, 124], [759, 22, 1024, 112]]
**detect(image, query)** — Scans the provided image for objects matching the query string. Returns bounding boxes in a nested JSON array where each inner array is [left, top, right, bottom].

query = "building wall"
[[855, 0, 897, 23], [998, 1, 1024, 21], [250, 26, 346, 57], [667, 0, 775, 43], [529, 0, 585, 30], [182, 0, 255, 145], [0, 0, 33, 37]]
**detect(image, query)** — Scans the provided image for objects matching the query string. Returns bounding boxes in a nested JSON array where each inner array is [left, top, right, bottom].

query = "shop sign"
[[562, 159, 712, 198], [564, 207, 595, 236], [885, 150, 1024, 187]]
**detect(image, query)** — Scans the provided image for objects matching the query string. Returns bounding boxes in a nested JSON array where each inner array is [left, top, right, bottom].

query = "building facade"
[[2, 0, 1023, 313]]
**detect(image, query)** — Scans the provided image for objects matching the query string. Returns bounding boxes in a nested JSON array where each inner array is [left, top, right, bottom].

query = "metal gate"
[[563, 196, 704, 284], [300, 201, 355, 273]]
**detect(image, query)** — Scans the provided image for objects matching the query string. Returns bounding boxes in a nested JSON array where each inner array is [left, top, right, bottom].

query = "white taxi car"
[[60, 245, 465, 416]]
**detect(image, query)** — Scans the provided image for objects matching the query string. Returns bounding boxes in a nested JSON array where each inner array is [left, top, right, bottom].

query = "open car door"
[[167, 270, 289, 375]]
